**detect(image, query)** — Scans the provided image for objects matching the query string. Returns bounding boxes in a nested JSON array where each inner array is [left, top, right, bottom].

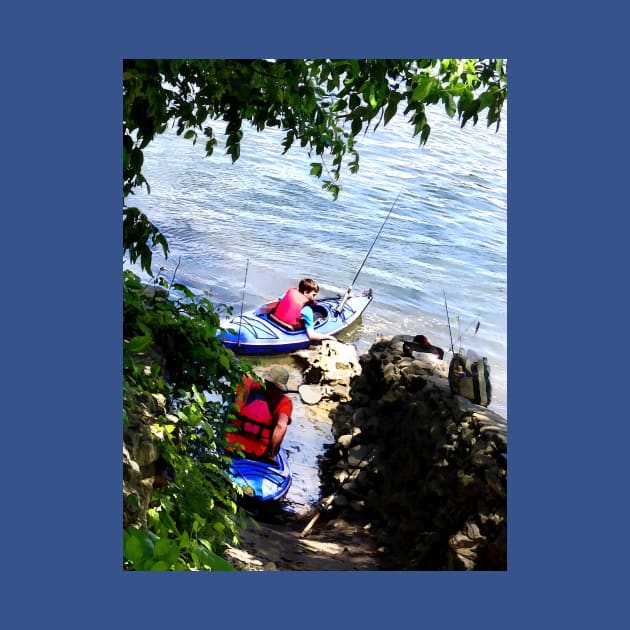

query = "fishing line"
[[336, 190, 403, 313], [167, 257, 181, 292], [443, 289, 455, 355], [237, 258, 249, 348], [350, 189, 402, 287]]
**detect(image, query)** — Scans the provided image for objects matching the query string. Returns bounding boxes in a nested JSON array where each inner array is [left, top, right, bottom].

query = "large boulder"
[[314, 335, 507, 570]]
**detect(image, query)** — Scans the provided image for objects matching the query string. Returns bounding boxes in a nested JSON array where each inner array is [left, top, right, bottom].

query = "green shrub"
[[123, 269, 251, 571]]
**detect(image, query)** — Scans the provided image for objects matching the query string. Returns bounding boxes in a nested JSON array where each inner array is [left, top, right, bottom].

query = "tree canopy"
[[123, 58, 506, 274]]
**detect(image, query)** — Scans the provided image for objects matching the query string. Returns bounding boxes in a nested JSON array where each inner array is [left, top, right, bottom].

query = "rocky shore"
[[124, 335, 507, 571], [298, 336, 507, 570]]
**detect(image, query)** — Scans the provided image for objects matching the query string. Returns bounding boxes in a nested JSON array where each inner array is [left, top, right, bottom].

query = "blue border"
[[6, 2, 618, 628]]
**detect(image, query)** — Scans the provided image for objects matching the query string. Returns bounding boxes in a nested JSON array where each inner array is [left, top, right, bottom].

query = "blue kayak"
[[229, 447, 292, 502], [219, 290, 373, 354]]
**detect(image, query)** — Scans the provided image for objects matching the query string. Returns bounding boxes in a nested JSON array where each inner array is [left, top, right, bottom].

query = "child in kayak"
[[273, 278, 336, 342]]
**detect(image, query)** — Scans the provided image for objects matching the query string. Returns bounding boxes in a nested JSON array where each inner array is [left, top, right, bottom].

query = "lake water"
[[126, 105, 508, 419]]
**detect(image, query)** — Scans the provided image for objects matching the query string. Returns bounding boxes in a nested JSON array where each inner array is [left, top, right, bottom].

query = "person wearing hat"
[[225, 366, 293, 461]]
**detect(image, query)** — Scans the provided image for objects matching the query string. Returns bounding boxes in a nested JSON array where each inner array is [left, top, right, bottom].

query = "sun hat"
[[262, 365, 290, 391]]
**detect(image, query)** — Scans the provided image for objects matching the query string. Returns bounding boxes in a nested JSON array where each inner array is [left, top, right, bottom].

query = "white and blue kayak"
[[229, 447, 292, 502], [219, 289, 373, 355]]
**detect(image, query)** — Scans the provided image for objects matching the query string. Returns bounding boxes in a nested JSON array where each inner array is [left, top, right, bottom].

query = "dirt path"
[[225, 511, 381, 571]]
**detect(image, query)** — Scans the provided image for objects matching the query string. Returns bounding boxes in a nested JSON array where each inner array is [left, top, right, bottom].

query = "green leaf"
[[154, 537, 176, 558], [124, 533, 144, 565], [227, 143, 240, 162], [126, 335, 153, 353], [193, 543, 235, 571], [420, 123, 431, 146], [123, 527, 155, 566], [368, 86, 378, 108], [179, 530, 190, 549], [129, 147, 144, 172], [310, 162, 323, 177], [351, 117, 362, 136], [441, 91, 456, 118], [478, 91, 493, 111], [412, 77, 433, 102], [383, 99, 398, 126]]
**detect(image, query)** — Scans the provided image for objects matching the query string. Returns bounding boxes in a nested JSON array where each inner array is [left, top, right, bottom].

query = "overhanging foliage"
[[123, 58, 506, 275]]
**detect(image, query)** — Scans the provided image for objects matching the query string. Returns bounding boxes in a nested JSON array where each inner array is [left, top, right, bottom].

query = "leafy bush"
[[123, 269, 251, 570]]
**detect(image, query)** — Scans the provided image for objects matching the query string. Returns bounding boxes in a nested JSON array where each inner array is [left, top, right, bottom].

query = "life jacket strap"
[[234, 414, 275, 439], [267, 311, 301, 331]]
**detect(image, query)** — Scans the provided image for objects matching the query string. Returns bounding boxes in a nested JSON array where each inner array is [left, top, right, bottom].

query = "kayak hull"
[[219, 291, 373, 354], [229, 447, 292, 502]]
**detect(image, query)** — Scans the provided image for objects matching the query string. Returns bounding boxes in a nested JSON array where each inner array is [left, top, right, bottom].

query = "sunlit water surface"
[[126, 106, 507, 510]]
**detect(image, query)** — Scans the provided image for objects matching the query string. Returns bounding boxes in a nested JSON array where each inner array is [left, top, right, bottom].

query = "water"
[[282, 396, 334, 515], [126, 106, 507, 419]]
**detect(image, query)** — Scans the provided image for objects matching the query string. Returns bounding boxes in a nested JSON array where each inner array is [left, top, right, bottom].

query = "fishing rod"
[[237, 258, 249, 348], [443, 289, 455, 355], [167, 257, 181, 292], [335, 190, 402, 314]]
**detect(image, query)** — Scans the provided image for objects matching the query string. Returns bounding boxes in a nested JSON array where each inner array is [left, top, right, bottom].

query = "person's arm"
[[268, 412, 290, 458], [306, 328, 336, 342], [302, 304, 336, 342]]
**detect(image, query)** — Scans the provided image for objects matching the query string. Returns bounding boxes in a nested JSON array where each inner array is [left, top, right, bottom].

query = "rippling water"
[[127, 106, 508, 418]]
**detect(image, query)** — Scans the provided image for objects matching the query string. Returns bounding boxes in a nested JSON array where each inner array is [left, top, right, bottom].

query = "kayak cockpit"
[[263, 302, 330, 332]]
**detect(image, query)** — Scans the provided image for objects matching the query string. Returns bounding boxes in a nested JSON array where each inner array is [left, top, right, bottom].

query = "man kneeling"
[[226, 366, 292, 461]]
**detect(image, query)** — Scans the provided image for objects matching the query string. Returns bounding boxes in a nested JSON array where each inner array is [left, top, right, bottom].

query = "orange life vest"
[[226, 376, 289, 458], [273, 288, 310, 327]]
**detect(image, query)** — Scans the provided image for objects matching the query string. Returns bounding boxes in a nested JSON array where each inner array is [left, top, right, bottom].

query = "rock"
[[315, 334, 507, 571], [338, 433, 354, 448], [334, 494, 349, 507], [262, 561, 278, 571], [347, 444, 372, 467], [123, 363, 170, 530]]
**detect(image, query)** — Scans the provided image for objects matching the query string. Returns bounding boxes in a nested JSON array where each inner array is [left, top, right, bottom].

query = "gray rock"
[[317, 334, 507, 570]]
